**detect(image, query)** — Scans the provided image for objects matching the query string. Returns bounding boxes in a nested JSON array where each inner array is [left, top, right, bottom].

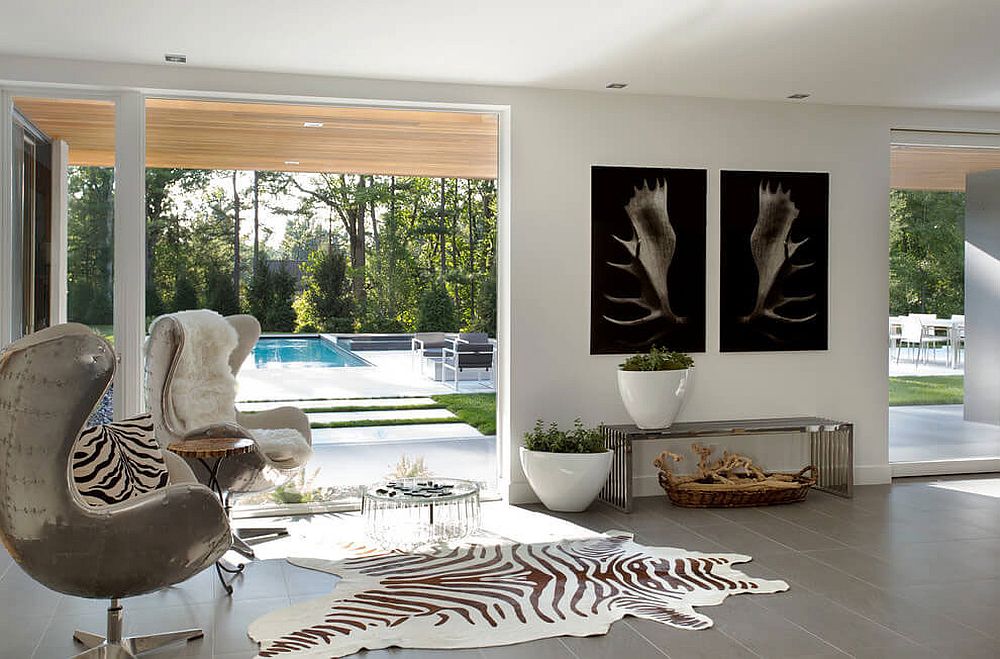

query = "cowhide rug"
[[248, 529, 787, 658]]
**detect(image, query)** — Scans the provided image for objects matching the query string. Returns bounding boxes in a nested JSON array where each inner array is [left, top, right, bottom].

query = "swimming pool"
[[251, 337, 370, 368]]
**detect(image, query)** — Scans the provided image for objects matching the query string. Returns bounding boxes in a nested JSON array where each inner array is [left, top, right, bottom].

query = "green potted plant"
[[519, 419, 612, 512], [617, 347, 694, 429]]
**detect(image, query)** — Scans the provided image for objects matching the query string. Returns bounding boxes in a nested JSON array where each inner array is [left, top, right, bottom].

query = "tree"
[[268, 266, 298, 331], [173, 272, 200, 310], [298, 247, 353, 331], [417, 279, 459, 332], [204, 264, 240, 317], [67, 166, 115, 326], [889, 189, 965, 316], [246, 255, 273, 324], [280, 215, 326, 261], [285, 173, 384, 306]]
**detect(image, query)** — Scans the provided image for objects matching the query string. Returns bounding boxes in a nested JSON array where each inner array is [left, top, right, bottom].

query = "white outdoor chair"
[[440, 338, 495, 390], [898, 315, 947, 365], [411, 332, 452, 377], [951, 314, 966, 366], [889, 317, 904, 361]]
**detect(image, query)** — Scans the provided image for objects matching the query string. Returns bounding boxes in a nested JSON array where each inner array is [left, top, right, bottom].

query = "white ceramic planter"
[[519, 447, 613, 512], [617, 367, 693, 429]]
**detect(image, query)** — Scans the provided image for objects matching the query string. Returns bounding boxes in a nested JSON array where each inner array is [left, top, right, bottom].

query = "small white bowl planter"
[[519, 447, 613, 512], [617, 367, 693, 429]]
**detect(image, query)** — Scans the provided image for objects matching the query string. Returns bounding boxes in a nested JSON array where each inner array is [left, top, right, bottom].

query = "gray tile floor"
[[2, 476, 998, 658]]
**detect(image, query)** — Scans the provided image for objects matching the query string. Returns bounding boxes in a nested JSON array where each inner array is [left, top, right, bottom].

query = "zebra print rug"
[[249, 532, 788, 657]]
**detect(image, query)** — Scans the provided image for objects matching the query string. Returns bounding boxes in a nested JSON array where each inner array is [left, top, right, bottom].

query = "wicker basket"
[[657, 466, 817, 508], [654, 444, 816, 508]]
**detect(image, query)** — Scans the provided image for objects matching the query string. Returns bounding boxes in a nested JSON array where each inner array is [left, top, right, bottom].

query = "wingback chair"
[[0, 324, 231, 657], [145, 311, 313, 559]]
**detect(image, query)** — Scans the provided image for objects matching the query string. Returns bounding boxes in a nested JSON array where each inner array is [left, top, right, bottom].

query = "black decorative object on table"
[[591, 166, 707, 355], [720, 170, 829, 352]]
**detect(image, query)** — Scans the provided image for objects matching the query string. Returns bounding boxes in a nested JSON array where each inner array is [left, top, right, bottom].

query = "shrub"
[[620, 346, 693, 371], [417, 279, 458, 332], [523, 419, 605, 454]]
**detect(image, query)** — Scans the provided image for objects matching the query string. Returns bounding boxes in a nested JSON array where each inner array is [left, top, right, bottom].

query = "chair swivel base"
[[232, 526, 289, 559], [72, 599, 203, 658]]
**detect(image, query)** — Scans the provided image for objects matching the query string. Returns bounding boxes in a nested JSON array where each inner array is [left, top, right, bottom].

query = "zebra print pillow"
[[72, 413, 170, 507]]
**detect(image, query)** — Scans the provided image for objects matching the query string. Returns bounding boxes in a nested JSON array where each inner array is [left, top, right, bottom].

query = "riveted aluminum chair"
[[145, 312, 313, 559], [0, 324, 232, 658]]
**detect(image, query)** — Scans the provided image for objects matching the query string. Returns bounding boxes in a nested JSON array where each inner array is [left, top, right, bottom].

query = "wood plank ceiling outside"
[[891, 145, 1000, 191], [12, 97, 499, 179]]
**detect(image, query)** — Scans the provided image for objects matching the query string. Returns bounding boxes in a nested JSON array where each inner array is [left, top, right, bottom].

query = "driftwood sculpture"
[[654, 443, 816, 507]]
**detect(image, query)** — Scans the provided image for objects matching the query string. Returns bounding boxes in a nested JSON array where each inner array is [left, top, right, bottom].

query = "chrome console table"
[[599, 416, 853, 513]]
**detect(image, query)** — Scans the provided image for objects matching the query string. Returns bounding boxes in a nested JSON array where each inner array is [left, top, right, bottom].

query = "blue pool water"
[[251, 337, 369, 368]]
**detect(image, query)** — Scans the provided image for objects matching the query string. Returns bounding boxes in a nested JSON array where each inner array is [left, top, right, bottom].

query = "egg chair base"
[[234, 526, 290, 559], [72, 599, 204, 658]]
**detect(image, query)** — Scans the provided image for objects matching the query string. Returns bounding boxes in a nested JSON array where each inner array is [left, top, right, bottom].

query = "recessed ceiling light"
[[303, 122, 324, 128], [284, 160, 300, 165], [164, 53, 187, 64], [606, 82, 628, 89], [786, 93, 811, 100]]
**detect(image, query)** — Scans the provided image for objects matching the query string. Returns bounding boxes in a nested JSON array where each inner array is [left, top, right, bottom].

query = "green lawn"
[[431, 393, 497, 435], [889, 375, 964, 406]]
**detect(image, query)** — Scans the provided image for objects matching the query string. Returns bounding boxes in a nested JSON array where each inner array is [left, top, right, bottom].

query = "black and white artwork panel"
[[591, 166, 707, 354], [720, 170, 829, 352]]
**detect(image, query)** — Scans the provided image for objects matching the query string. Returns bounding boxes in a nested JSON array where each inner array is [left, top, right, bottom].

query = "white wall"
[[4, 55, 1000, 499]]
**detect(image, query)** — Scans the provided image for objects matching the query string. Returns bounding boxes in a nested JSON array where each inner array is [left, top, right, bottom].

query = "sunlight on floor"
[[929, 478, 1000, 499]]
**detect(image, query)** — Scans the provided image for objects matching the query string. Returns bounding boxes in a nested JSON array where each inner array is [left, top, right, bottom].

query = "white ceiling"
[[2, 0, 1000, 110]]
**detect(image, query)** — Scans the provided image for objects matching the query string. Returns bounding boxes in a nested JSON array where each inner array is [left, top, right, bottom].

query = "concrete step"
[[312, 423, 482, 445], [308, 408, 456, 424], [238, 397, 437, 412]]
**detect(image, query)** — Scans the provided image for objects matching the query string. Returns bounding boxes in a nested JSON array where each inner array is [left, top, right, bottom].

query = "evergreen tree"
[[173, 272, 200, 310], [417, 279, 458, 332], [299, 247, 353, 331], [204, 265, 240, 317], [268, 267, 299, 331], [246, 255, 273, 324]]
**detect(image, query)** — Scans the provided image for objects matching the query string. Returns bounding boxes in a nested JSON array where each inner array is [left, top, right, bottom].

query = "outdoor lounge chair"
[[412, 331, 450, 375], [441, 338, 495, 389]]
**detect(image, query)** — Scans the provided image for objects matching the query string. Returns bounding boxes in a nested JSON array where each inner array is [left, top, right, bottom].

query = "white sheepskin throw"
[[251, 427, 313, 466], [167, 310, 239, 434]]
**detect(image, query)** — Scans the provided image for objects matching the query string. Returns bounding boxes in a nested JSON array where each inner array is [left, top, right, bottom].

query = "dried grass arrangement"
[[653, 443, 816, 508]]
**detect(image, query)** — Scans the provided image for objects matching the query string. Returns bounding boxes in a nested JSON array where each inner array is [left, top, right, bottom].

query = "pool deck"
[[236, 348, 496, 402]]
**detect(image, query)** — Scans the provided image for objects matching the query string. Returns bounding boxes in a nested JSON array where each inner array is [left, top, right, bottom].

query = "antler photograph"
[[720, 170, 829, 352], [591, 166, 707, 354]]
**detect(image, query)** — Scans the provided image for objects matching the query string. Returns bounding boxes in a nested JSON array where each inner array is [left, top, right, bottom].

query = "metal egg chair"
[[0, 324, 232, 658]]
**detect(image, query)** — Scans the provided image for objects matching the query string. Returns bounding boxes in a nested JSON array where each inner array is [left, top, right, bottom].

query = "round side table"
[[362, 478, 481, 550], [168, 437, 255, 594]]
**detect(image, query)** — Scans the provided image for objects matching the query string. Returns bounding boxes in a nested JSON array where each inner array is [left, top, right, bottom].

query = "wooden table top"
[[167, 437, 256, 458]]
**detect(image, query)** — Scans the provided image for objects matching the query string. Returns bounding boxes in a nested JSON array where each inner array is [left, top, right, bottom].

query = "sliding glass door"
[[10, 109, 52, 339]]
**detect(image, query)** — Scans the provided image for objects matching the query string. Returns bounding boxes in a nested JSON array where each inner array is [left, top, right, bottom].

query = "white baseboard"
[[891, 459, 1000, 478], [854, 463, 892, 485]]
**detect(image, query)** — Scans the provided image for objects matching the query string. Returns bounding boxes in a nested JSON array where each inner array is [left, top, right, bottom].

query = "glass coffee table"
[[362, 478, 481, 550]]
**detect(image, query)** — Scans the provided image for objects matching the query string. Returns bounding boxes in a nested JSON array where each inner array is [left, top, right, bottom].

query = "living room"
[[1, 2, 998, 658]]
